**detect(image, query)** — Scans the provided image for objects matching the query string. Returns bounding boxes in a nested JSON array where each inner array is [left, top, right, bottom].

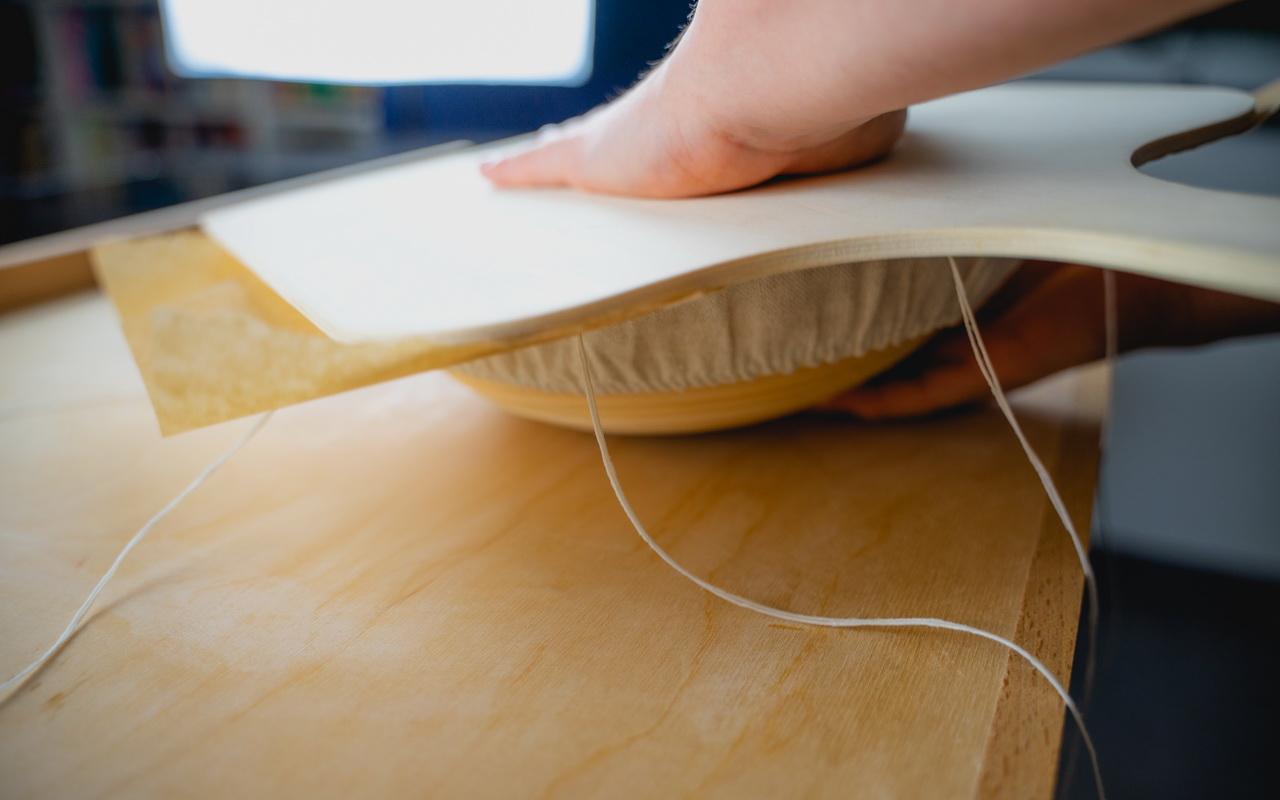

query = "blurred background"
[[2, 1, 1278, 797], [0, 0, 695, 246]]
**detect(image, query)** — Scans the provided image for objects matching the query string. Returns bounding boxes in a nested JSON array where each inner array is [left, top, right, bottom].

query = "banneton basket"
[[451, 257, 1017, 434]]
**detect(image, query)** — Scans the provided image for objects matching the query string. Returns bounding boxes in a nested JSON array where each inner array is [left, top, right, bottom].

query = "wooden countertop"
[[0, 291, 1101, 798]]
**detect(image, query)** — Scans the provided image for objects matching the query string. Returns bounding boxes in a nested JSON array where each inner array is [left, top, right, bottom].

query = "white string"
[[945, 258, 1100, 642], [0, 412, 273, 700], [574, 273, 1105, 799], [950, 258, 1106, 791]]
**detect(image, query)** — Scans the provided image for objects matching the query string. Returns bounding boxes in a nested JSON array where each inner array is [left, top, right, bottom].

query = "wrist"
[[664, 1, 836, 152]]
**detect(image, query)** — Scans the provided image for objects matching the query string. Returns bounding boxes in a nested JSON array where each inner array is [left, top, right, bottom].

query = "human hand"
[[480, 61, 906, 199], [823, 262, 1112, 420], [824, 261, 1280, 421], [479, 1, 907, 199], [480, 0, 1227, 199]]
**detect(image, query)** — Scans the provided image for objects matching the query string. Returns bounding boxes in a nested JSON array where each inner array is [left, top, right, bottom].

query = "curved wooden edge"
[[413, 221, 1279, 355], [1129, 75, 1280, 169], [1129, 105, 1259, 168], [449, 337, 925, 435]]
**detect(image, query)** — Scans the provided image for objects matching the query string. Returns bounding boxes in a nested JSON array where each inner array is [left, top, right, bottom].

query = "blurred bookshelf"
[[1, 0, 387, 244], [0, 0, 702, 247]]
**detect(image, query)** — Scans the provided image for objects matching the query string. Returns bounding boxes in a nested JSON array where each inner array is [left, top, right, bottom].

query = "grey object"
[[1100, 335, 1280, 579]]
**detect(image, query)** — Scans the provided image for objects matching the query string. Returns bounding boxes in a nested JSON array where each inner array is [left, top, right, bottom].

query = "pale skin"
[[482, 0, 1280, 418]]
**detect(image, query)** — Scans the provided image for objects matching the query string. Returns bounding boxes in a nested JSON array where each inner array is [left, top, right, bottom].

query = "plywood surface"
[[1, 292, 1101, 798], [203, 82, 1279, 345]]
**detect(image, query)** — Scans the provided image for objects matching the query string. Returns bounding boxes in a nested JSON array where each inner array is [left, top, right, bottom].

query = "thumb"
[[480, 135, 582, 189]]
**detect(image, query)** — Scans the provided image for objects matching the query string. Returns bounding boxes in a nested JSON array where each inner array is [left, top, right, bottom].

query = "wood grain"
[[977, 378, 1103, 799], [0, 292, 1099, 799]]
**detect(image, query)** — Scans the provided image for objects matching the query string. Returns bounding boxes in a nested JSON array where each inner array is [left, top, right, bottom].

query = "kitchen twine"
[[1, 258, 1108, 798]]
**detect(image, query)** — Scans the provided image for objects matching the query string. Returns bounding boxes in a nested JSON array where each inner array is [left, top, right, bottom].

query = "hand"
[[823, 262, 1112, 420], [479, 0, 909, 199], [480, 60, 906, 199], [825, 261, 1280, 420], [478, 0, 1221, 199]]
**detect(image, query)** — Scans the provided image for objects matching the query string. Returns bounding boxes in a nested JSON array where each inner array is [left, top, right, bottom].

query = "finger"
[[824, 357, 989, 420], [819, 330, 983, 420], [480, 136, 582, 188]]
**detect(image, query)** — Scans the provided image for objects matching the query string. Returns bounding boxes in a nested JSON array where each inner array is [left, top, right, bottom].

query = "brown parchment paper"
[[92, 231, 501, 435]]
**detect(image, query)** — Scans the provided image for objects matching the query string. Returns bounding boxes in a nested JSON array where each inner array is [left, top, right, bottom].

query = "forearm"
[[482, 0, 1241, 198], [830, 263, 1280, 420], [674, 0, 1233, 149], [1015, 265, 1280, 359], [1124, 273, 1280, 351]]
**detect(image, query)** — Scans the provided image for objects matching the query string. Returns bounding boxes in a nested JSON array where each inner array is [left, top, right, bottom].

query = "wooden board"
[[0, 251, 95, 314], [202, 82, 1280, 345], [1, 291, 1102, 798], [0, 141, 471, 275]]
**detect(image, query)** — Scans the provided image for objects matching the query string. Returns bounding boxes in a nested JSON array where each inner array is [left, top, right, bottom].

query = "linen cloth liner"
[[455, 257, 1019, 395]]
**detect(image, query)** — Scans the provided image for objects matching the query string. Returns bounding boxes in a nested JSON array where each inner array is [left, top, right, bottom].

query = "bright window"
[[159, 0, 594, 85]]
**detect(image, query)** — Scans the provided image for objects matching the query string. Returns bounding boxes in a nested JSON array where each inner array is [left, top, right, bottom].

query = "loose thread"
[[574, 263, 1106, 799], [0, 412, 274, 701], [947, 256, 1105, 711], [945, 257, 1099, 643], [950, 257, 1107, 792]]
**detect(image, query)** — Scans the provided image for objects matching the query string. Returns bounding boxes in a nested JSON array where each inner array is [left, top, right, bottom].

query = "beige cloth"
[[455, 257, 1019, 395]]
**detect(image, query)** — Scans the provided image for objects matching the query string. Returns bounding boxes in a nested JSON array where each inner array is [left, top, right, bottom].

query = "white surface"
[[201, 83, 1280, 345]]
